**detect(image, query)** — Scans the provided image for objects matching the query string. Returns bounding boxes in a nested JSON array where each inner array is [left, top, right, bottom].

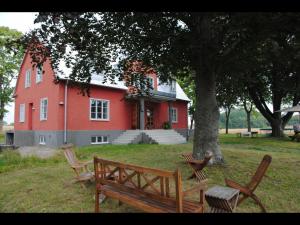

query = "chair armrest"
[[225, 178, 252, 196], [81, 160, 93, 166], [187, 159, 204, 164], [70, 164, 85, 169], [182, 179, 208, 197]]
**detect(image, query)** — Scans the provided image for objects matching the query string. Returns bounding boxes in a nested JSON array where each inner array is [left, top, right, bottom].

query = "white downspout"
[[64, 79, 68, 144]]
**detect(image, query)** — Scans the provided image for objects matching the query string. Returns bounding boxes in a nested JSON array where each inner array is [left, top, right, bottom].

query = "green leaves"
[[0, 26, 23, 122]]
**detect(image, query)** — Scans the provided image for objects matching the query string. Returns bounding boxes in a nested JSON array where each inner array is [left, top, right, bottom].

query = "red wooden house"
[[12, 51, 190, 147]]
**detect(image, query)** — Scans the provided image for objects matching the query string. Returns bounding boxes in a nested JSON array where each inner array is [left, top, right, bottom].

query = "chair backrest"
[[247, 155, 272, 191], [61, 144, 79, 166], [94, 156, 184, 212]]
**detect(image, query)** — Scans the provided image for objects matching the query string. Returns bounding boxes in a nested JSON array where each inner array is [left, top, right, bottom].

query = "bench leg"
[[95, 190, 100, 213]]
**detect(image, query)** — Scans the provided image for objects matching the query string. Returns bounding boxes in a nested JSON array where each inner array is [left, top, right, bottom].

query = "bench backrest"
[[94, 156, 184, 212]]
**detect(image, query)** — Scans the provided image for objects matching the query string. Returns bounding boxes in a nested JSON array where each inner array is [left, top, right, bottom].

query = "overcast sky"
[[0, 12, 38, 124]]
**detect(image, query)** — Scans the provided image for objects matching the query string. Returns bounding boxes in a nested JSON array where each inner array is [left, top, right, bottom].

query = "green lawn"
[[0, 134, 300, 212], [0, 133, 4, 143]]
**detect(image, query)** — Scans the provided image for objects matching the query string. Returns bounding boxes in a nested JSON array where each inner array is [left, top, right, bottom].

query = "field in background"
[[218, 128, 294, 135]]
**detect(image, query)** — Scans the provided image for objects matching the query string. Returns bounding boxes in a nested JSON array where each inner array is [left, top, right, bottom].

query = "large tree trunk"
[[193, 70, 223, 164]]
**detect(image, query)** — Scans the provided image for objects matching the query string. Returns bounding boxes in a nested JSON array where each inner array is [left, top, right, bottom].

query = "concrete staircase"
[[112, 129, 186, 145]]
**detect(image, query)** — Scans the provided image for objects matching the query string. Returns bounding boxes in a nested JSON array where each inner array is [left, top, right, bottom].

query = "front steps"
[[112, 129, 187, 145]]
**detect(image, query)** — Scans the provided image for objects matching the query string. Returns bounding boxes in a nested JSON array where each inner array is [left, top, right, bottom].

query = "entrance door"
[[145, 108, 154, 129], [28, 103, 33, 130]]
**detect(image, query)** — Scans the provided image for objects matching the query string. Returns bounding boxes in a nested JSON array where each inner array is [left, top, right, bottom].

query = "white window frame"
[[147, 76, 155, 89], [40, 98, 48, 121], [90, 98, 110, 121], [25, 69, 31, 88], [171, 107, 178, 123], [91, 136, 109, 144], [36, 65, 43, 83], [19, 103, 25, 122], [39, 135, 46, 145]]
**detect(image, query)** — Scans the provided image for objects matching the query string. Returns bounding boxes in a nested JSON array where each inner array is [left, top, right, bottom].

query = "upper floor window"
[[147, 76, 155, 89], [90, 98, 109, 120], [25, 69, 31, 88], [36, 65, 43, 83], [171, 107, 178, 123], [19, 104, 25, 122], [170, 80, 176, 92], [40, 98, 48, 121]]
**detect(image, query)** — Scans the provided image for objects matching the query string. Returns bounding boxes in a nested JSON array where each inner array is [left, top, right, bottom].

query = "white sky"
[[0, 12, 38, 124]]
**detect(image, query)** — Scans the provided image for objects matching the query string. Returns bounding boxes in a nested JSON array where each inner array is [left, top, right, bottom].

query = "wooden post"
[[139, 98, 145, 130], [175, 169, 183, 213]]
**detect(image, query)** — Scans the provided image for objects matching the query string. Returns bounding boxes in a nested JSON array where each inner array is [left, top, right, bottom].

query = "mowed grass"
[[0, 134, 300, 212]]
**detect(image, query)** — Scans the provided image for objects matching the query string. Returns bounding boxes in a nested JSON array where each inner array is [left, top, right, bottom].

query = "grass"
[[0, 133, 4, 143], [0, 134, 300, 212]]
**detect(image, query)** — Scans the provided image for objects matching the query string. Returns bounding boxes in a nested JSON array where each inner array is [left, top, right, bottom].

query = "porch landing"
[[112, 129, 187, 145]]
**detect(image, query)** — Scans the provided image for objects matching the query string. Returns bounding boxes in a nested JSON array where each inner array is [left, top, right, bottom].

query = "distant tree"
[[216, 74, 239, 134], [235, 13, 300, 137], [0, 27, 23, 131]]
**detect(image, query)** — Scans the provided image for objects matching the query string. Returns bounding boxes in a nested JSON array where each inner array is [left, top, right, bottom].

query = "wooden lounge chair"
[[181, 152, 212, 182], [62, 144, 95, 188], [225, 154, 272, 212]]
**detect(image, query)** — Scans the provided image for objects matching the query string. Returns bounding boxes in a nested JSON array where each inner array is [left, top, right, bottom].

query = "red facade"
[[14, 52, 188, 133]]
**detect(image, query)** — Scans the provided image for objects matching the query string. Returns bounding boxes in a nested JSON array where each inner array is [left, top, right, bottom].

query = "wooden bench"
[[94, 156, 207, 213]]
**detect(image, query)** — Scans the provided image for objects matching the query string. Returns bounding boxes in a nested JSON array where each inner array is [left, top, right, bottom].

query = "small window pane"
[[91, 136, 96, 143], [91, 112, 96, 119], [103, 136, 108, 142], [97, 136, 102, 142], [91, 100, 96, 107]]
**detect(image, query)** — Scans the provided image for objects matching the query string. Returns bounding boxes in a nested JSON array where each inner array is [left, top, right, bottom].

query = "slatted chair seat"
[[62, 144, 96, 188], [100, 184, 204, 213], [181, 152, 212, 182]]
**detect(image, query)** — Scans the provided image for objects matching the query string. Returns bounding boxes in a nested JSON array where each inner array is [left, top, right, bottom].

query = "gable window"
[[170, 80, 176, 92], [91, 136, 109, 144], [40, 98, 48, 121], [90, 98, 109, 120], [147, 76, 154, 89], [25, 69, 31, 88], [19, 104, 25, 122], [36, 65, 43, 83], [39, 135, 46, 145], [171, 107, 178, 123]]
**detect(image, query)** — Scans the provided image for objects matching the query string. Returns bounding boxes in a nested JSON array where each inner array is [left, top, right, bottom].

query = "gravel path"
[[17, 146, 59, 159]]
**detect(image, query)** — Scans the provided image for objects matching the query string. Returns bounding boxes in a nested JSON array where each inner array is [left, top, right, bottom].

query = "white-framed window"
[[170, 80, 176, 92], [39, 135, 46, 145], [40, 98, 48, 121], [90, 98, 110, 120], [19, 104, 25, 122], [91, 136, 109, 144], [147, 76, 155, 89], [25, 69, 31, 88], [36, 65, 43, 83], [171, 107, 178, 123]]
